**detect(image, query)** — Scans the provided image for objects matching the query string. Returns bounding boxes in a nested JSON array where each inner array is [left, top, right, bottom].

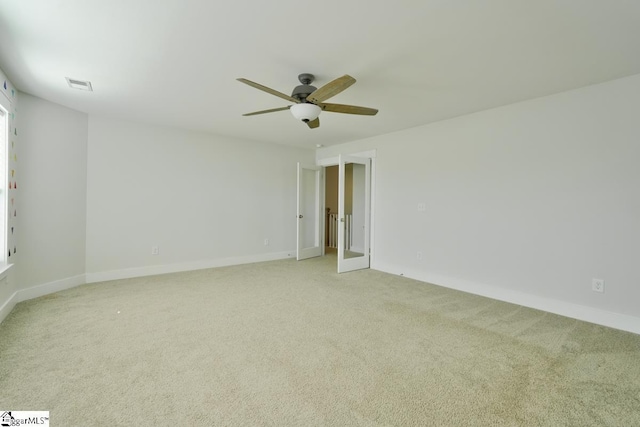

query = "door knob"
[[298, 215, 303, 218]]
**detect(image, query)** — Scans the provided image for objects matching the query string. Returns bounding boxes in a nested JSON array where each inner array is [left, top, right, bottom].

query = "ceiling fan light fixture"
[[290, 103, 321, 123]]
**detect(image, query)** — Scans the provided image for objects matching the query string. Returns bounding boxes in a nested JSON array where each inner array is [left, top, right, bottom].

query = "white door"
[[337, 155, 371, 273], [296, 163, 323, 260]]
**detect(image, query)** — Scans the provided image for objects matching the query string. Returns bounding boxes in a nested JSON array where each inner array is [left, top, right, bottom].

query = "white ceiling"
[[1, 1, 639, 148]]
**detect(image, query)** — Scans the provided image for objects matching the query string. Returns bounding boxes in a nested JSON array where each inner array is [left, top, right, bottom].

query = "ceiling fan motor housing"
[[291, 73, 317, 102], [291, 84, 318, 102]]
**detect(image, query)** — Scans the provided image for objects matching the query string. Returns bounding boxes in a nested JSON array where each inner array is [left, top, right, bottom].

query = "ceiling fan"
[[237, 73, 378, 129]]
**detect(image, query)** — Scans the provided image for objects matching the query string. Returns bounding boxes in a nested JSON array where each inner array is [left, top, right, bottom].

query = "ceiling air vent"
[[65, 77, 93, 91]]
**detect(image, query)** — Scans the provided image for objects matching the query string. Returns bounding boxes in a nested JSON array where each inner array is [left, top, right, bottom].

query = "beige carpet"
[[1, 256, 639, 426]]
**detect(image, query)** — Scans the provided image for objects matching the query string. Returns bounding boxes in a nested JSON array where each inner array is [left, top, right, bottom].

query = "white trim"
[[0, 287, 16, 325], [5, 254, 637, 334], [316, 150, 377, 167], [0, 264, 15, 323], [0, 89, 12, 107], [349, 149, 377, 159], [0, 263, 13, 281], [317, 150, 377, 270], [15, 274, 87, 303], [1, 253, 294, 324], [86, 251, 294, 283], [0, 292, 17, 324], [1, 273, 88, 324], [373, 261, 640, 335], [317, 156, 339, 167]]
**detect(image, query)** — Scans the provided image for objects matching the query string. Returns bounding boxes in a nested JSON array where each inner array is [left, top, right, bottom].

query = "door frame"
[[317, 149, 377, 267]]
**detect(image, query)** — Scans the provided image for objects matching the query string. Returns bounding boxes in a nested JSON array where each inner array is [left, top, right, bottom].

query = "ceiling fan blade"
[[320, 103, 378, 116], [306, 75, 356, 104], [306, 117, 320, 129], [242, 106, 291, 116], [237, 78, 300, 104]]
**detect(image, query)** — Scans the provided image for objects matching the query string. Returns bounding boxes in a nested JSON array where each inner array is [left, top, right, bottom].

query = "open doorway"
[[324, 165, 365, 259], [296, 153, 374, 273], [324, 156, 371, 273]]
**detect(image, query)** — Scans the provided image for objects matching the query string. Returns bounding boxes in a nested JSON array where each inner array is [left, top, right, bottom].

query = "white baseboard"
[[1, 252, 295, 324], [373, 261, 640, 336], [0, 291, 18, 325], [0, 266, 16, 324], [16, 274, 87, 303], [0, 274, 86, 324], [12, 254, 637, 335], [86, 251, 295, 284]]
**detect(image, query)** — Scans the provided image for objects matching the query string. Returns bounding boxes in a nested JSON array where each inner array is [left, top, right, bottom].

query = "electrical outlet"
[[417, 202, 426, 212], [264, 238, 269, 246], [151, 245, 159, 256], [592, 278, 604, 293], [416, 251, 423, 260]]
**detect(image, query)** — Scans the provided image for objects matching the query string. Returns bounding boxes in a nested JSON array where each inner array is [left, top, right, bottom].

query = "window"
[[0, 106, 7, 266]]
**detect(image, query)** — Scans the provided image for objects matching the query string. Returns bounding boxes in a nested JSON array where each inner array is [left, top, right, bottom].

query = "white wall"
[[318, 73, 640, 333], [86, 117, 314, 279], [17, 94, 88, 289]]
